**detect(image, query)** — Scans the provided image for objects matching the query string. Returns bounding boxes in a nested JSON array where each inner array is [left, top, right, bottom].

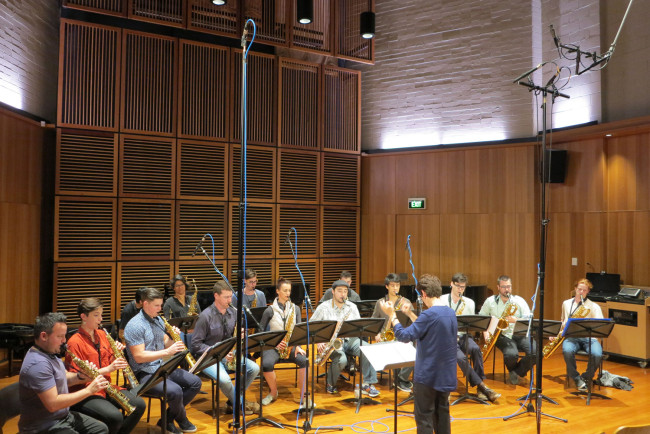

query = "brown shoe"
[[478, 383, 501, 402], [245, 400, 260, 413]]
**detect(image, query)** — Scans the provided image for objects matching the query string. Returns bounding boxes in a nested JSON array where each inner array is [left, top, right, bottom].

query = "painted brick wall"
[[0, 0, 59, 121], [350, 0, 601, 150]]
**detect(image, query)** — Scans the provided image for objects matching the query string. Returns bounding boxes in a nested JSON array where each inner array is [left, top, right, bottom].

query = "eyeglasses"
[[499, 285, 512, 289], [174, 282, 185, 288], [453, 283, 467, 290]]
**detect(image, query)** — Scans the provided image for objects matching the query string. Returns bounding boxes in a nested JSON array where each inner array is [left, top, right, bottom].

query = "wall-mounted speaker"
[[544, 149, 568, 183]]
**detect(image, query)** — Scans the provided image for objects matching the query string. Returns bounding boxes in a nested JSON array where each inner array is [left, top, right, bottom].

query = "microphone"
[[512, 63, 544, 83], [241, 26, 248, 48], [192, 235, 206, 257], [283, 229, 292, 246], [550, 24, 560, 49]]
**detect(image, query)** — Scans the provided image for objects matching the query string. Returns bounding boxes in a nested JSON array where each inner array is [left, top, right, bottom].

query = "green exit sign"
[[408, 198, 426, 209]]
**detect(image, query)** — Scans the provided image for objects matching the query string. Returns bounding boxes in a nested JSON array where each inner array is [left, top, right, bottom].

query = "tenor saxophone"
[[481, 296, 518, 361], [315, 310, 351, 366], [542, 299, 590, 359], [456, 298, 466, 316], [67, 351, 135, 415], [278, 304, 296, 359], [161, 315, 197, 369], [186, 278, 200, 316], [103, 328, 139, 388]]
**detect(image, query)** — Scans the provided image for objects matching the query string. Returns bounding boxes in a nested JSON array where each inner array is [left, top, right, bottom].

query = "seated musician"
[[310, 280, 380, 397], [66, 298, 146, 434], [555, 278, 604, 392], [478, 275, 535, 386], [118, 287, 146, 339], [319, 270, 361, 303], [124, 287, 201, 434], [231, 269, 267, 309], [163, 274, 201, 319], [18, 312, 109, 434], [371, 273, 414, 393], [439, 273, 500, 402], [258, 277, 307, 406], [190, 280, 261, 414]]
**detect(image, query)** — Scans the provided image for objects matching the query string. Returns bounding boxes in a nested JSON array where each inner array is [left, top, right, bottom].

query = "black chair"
[[0, 382, 20, 434]]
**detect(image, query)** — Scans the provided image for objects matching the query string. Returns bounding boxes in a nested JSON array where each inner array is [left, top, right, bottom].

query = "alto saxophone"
[[67, 350, 135, 415], [161, 315, 197, 369], [186, 278, 200, 316], [456, 298, 466, 316], [543, 299, 591, 359], [278, 303, 296, 359], [481, 296, 518, 361], [379, 297, 403, 342], [225, 318, 238, 371], [315, 310, 351, 366], [103, 328, 139, 389]]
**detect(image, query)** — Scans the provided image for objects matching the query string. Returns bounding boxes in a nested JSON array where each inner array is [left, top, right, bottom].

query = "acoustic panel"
[[129, 0, 184, 26], [63, 0, 126, 15], [323, 67, 360, 153], [230, 145, 276, 201], [118, 199, 173, 259], [321, 206, 358, 256], [117, 261, 172, 312], [321, 258, 359, 294], [178, 140, 228, 199], [228, 259, 275, 287], [177, 260, 228, 293], [243, 0, 289, 46], [279, 59, 320, 149], [292, 0, 332, 54], [278, 149, 319, 203], [278, 205, 318, 257], [120, 135, 175, 198], [188, 0, 239, 37], [335, 0, 373, 63], [177, 200, 227, 259], [276, 259, 318, 304], [322, 153, 359, 205], [229, 203, 275, 258]]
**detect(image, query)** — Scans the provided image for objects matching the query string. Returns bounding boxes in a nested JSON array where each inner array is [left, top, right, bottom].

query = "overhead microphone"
[[283, 229, 292, 246], [241, 25, 248, 48], [512, 62, 545, 83], [550, 24, 560, 49], [192, 234, 206, 257]]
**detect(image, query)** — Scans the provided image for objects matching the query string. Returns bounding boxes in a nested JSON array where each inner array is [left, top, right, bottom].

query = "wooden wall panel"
[[277, 205, 319, 258], [120, 135, 175, 198], [279, 149, 319, 203], [321, 207, 359, 257], [63, 0, 126, 16], [607, 133, 650, 211], [177, 140, 228, 200], [361, 155, 396, 216], [118, 199, 173, 260], [177, 259, 229, 292], [228, 203, 275, 258], [129, 0, 184, 27], [393, 151, 443, 215], [394, 214, 441, 281], [335, 0, 373, 63], [188, 0, 239, 38], [228, 259, 275, 288], [322, 67, 360, 153], [243, 0, 289, 46], [276, 259, 318, 305], [279, 59, 320, 149], [322, 153, 359, 206], [58, 20, 120, 130], [291, 0, 332, 54], [230, 145, 276, 201], [607, 212, 650, 287], [321, 258, 359, 295], [117, 261, 173, 312], [176, 200, 227, 259], [360, 214, 395, 284]]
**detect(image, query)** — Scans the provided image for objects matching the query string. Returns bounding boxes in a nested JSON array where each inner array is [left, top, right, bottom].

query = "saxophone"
[[379, 297, 403, 342], [543, 300, 591, 359], [225, 319, 238, 371], [456, 298, 466, 316], [103, 328, 139, 389], [481, 296, 518, 361], [250, 294, 257, 308], [187, 278, 200, 316], [67, 351, 135, 415], [161, 315, 196, 369], [315, 310, 351, 366], [278, 303, 296, 359]]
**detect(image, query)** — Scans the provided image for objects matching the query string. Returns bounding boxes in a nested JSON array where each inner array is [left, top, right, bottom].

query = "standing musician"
[[439, 273, 500, 402], [164, 274, 200, 319], [18, 312, 109, 434], [258, 277, 307, 406], [310, 280, 380, 397], [478, 275, 535, 385], [66, 298, 146, 434], [371, 273, 414, 393], [124, 287, 201, 434], [190, 280, 261, 415], [231, 269, 267, 309], [380, 274, 457, 434], [556, 278, 604, 391], [319, 271, 361, 303]]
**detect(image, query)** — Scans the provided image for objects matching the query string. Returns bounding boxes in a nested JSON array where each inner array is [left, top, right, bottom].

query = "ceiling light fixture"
[[360, 11, 375, 39], [297, 0, 313, 25]]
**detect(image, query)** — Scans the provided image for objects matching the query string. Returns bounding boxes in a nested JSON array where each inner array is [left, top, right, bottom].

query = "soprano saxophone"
[[278, 303, 296, 359], [161, 315, 197, 369], [187, 278, 200, 316], [103, 328, 139, 388], [67, 351, 135, 415]]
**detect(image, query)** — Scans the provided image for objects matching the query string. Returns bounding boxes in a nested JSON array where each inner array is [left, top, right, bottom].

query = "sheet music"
[[360, 341, 416, 371], [189, 346, 213, 374]]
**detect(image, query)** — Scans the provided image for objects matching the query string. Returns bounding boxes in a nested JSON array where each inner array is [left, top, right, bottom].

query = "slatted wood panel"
[[292, 0, 332, 54], [228, 259, 275, 287], [229, 203, 275, 258], [321, 207, 358, 257], [279, 59, 320, 149], [118, 199, 173, 259], [321, 259, 359, 293], [335, 0, 373, 63], [243, 0, 289, 46], [322, 67, 360, 153], [59, 20, 120, 130], [177, 260, 228, 292], [177, 140, 228, 199], [278, 205, 318, 257], [54, 263, 115, 326], [129, 0, 184, 26], [179, 41, 229, 140], [121, 31, 176, 135], [278, 149, 319, 203], [63, 0, 126, 15], [187, 0, 239, 38], [230, 145, 276, 201], [120, 135, 175, 198], [55, 197, 116, 261], [231, 50, 277, 146], [322, 153, 359, 205], [177, 200, 227, 259], [57, 130, 117, 195], [276, 259, 318, 305], [117, 261, 172, 312]]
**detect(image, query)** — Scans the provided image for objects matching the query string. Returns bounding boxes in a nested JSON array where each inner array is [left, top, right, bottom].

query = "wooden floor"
[[2, 352, 649, 434]]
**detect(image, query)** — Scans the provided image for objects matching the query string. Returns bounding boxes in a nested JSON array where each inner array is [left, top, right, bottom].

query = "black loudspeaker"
[[544, 149, 568, 183]]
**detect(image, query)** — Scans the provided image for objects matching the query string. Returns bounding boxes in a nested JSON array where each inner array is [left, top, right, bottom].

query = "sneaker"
[[508, 371, 520, 385], [361, 384, 380, 398], [478, 386, 501, 403], [245, 400, 260, 413], [262, 393, 277, 406], [396, 381, 412, 393], [177, 419, 197, 433], [326, 384, 339, 394], [156, 419, 182, 434], [575, 377, 588, 392]]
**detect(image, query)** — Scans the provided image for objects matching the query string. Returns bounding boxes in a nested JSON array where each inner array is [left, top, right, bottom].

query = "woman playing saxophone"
[[258, 277, 307, 406]]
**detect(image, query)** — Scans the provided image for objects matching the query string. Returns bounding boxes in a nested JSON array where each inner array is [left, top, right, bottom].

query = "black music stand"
[[188, 338, 236, 430], [134, 350, 188, 433], [353, 300, 378, 318], [167, 316, 199, 348], [504, 319, 566, 423], [244, 330, 287, 429], [337, 318, 385, 413], [287, 320, 342, 433], [451, 315, 492, 405], [249, 307, 267, 331], [564, 318, 614, 405]]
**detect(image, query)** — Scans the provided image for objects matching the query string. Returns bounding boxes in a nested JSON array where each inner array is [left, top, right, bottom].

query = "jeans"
[[202, 358, 260, 404], [563, 337, 602, 382], [137, 369, 201, 424], [327, 337, 377, 387]]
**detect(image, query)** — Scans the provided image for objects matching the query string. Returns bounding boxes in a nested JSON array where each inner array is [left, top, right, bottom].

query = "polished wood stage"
[[2, 352, 648, 433]]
